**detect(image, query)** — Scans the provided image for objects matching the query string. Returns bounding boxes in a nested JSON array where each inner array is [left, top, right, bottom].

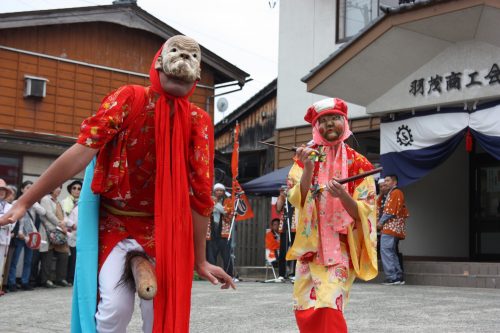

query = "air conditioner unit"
[[24, 75, 48, 98]]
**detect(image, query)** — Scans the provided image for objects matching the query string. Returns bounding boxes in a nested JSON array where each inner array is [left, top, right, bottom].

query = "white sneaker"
[[277, 276, 285, 281], [232, 277, 239, 283]]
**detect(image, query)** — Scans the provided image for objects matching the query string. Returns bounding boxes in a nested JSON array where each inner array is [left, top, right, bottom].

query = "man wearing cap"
[[0, 179, 13, 296], [0, 36, 234, 332], [206, 183, 235, 277], [285, 98, 378, 332]]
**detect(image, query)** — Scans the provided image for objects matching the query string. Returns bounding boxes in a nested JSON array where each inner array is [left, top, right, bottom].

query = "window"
[[337, 0, 386, 42], [24, 75, 48, 98], [239, 151, 264, 183], [0, 154, 21, 187]]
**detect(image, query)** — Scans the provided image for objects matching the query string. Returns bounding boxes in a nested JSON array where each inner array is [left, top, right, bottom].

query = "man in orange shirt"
[[265, 219, 280, 263], [377, 174, 409, 285]]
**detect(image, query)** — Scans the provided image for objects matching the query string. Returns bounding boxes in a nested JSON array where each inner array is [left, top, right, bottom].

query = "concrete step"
[[404, 261, 500, 276], [236, 266, 275, 281], [403, 261, 500, 288], [238, 261, 500, 288]]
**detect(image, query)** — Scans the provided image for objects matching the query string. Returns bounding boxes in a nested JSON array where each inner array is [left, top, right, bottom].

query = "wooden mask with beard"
[[155, 35, 201, 83]]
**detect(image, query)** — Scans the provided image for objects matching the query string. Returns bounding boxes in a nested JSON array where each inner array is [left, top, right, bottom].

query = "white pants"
[[95, 239, 153, 333]]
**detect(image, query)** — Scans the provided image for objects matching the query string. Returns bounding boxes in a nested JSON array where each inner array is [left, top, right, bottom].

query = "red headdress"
[[304, 98, 348, 125]]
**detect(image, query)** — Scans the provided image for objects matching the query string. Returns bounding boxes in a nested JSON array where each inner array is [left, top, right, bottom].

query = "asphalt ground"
[[1, 281, 500, 332]]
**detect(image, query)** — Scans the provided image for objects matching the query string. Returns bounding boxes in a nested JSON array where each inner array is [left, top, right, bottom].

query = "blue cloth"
[[71, 158, 99, 333], [379, 213, 395, 225], [8, 238, 33, 285], [242, 165, 292, 196], [380, 130, 464, 187], [380, 234, 403, 281], [471, 128, 500, 160]]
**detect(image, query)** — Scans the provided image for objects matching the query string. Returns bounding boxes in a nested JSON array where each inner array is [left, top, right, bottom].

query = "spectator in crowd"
[[276, 186, 296, 280], [62, 180, 81, 286], [5, 185, 17, 204], [206, 183, 234, 277], [61, 180, 81, 217], [39, 186, 69, 288], [65, 201, 78, 286], [377, 178, 388, 215], [1, 184, 17, 290], [378, 175, 409, 285], [376, 178, 388, 258], [7, 181, 46, 292], [29, 211, 43, 287], [265, 218, 280, 265], [0, 179, 13, 296]]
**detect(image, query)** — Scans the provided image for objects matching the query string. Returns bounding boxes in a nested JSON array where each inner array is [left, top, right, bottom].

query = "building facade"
[[214, 79, 277, 267], [0, 2, 248, 195], [275, 0, 389, 169], [277, 0, 500, 287], [301, 0, 500, 265]]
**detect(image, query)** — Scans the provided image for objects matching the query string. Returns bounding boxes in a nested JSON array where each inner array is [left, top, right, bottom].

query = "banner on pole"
[[231, 122, 254, 221]]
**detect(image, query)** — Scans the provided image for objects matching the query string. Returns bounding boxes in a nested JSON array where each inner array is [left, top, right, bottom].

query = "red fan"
[[25, 232, 41, 250]]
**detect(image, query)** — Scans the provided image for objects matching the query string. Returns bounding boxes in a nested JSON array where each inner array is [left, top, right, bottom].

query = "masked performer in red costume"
[[0, 35, 234, 333]]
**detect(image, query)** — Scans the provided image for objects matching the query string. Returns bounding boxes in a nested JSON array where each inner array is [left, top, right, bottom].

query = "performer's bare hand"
[[0, 202, 28, 226], [295, 146, 315, 171], [325, 179, 347, 198], [195, 261, 236, 290]]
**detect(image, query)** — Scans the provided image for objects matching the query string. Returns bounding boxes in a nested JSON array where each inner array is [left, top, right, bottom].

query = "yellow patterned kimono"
[[286, 150, 378, 312]]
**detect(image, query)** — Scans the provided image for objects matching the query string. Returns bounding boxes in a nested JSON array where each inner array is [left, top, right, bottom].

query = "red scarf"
[[149, 47, 197, 333]]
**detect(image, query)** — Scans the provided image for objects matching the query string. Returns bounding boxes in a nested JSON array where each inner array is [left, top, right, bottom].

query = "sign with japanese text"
[[366, 41, 500, 114], [409, 63, 500, 97]]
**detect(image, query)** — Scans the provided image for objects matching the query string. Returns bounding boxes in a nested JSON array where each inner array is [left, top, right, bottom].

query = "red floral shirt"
[[76, 85, 214, 264], [77, 86, 213, 215]]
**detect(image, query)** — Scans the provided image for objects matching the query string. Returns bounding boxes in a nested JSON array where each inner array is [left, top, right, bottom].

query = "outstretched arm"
[[192, 209, 235, 289], [0, 144, 98, 226]]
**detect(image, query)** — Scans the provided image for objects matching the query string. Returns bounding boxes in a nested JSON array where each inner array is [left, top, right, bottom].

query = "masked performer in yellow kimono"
[[286, 98, 378, 333]]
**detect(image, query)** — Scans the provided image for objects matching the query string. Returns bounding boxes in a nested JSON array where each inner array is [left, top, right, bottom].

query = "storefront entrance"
[[471, 152, 500, 261]]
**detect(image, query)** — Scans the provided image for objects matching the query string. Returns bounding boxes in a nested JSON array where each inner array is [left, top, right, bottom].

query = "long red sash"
[[150, 48, 196, 333]]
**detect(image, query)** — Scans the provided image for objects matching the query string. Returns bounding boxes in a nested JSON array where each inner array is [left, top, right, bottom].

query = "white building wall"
[[277, 0, 368, 130], [400, 140, 469, 258], [23, 155, 85, 199]]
